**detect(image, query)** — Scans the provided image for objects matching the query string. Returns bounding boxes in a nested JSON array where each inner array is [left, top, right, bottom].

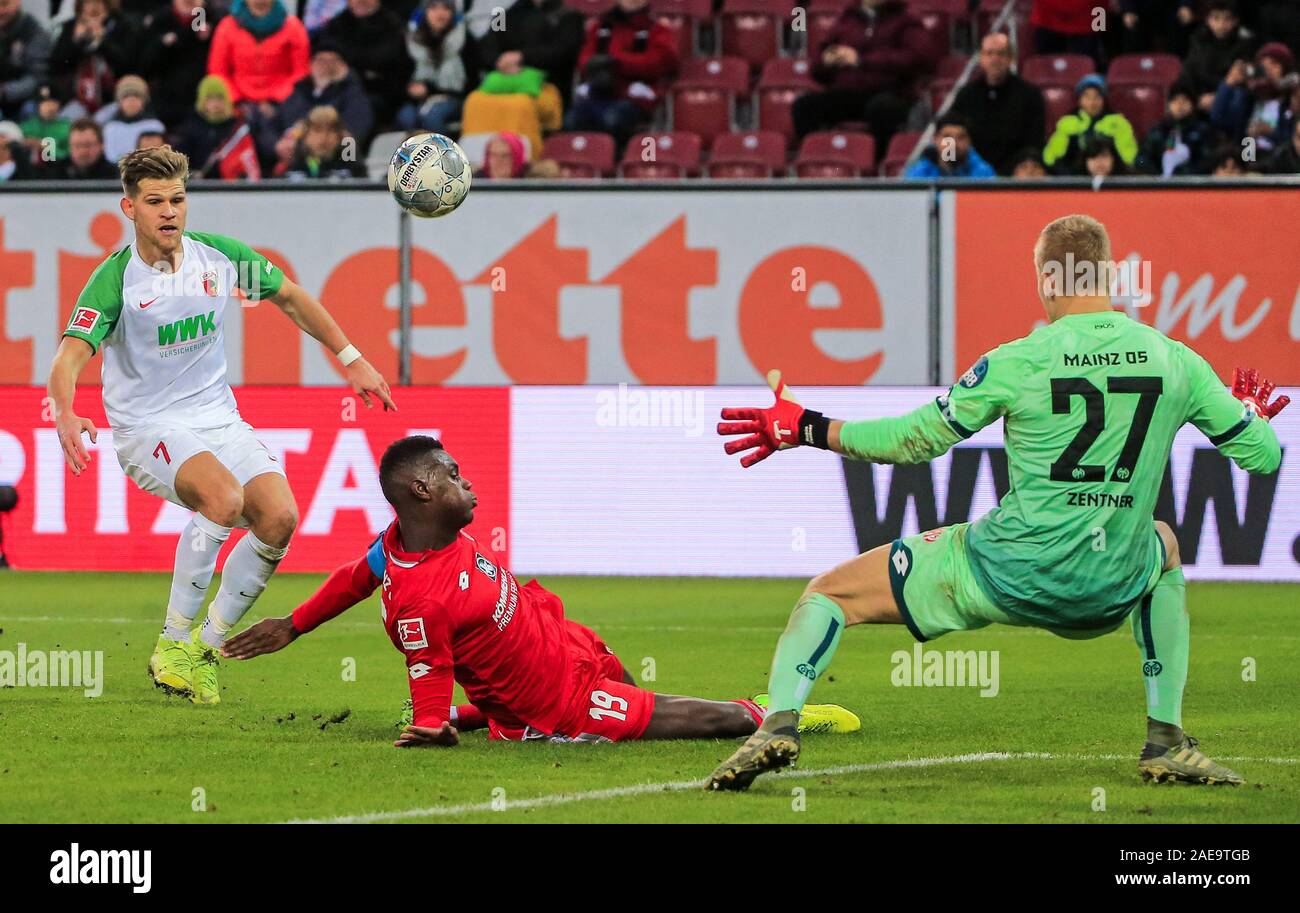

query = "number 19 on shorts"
[[589, 689, 628, 721]]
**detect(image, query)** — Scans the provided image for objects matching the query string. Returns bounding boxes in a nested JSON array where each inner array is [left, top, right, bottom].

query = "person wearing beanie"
[[398, 0, 480, 135], [19, 84, 71, 163], [475, 129, 528, 178], [97, 74, 167, 161], [176, 73, 261, 180], [1137, 79, 1215, 175], [1043, 73, 1138, 173], [1210, 40, 1298, 149]]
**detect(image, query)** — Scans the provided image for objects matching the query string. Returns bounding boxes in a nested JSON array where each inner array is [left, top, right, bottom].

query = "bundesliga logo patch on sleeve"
[[397, 618, 428, 650], [69, 307, 100, 333]]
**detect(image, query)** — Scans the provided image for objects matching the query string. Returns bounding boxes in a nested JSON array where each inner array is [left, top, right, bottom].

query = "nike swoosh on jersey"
[[139, 297, 159, 309]]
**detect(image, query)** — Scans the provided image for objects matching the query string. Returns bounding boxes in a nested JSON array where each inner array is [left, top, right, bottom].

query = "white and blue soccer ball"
[[387, 133, 471, 219]]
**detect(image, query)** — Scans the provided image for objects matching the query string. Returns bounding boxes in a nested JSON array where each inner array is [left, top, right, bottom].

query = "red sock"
[[732, 699, 764, 727], [452, 703, 488, 731]]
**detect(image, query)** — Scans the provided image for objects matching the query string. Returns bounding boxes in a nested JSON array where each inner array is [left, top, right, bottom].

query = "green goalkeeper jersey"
[[838, 310, 1282, 630]]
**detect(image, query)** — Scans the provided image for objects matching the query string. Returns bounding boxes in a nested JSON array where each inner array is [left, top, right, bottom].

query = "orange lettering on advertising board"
[[604, 216, 718, 384], [319, 248, 401, 382], [240, 248, 299, 384], [954, 191, 1300, 383], [0, 219, 35, 384], [476, 215, 588, 383], [57, 212, 124, 387], [408, 247, 468, 384], [738, 246, 885, 384]]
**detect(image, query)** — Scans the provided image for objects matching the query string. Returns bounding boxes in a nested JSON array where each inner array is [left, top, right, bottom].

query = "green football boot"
[[1138, 735, 1244, 785], [707, 710, 801, 792], [397, 698, 414, 729], [148, 633, 195, 698], [188, 631, 222, 706], [752, 693, 861, 734]]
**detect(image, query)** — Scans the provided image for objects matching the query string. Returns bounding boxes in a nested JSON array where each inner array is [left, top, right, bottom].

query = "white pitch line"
[[285, 750, 1299, 825]]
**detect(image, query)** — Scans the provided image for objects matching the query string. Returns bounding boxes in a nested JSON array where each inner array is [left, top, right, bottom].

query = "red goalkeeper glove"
[[717, 369, 832, 468], [1232, 366, 1290, 419]]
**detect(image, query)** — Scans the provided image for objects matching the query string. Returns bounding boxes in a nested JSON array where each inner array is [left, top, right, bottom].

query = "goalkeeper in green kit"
[[708, 214, 1288, 791]]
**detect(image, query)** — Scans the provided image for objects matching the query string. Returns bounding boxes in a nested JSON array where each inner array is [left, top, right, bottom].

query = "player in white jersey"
[[45, 146, 397, 705]]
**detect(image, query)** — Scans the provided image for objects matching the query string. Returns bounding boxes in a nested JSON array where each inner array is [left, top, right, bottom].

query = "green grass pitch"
[[0, 572, 1296, 823]]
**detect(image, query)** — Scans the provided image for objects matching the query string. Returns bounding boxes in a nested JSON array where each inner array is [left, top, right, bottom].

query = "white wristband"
[[336, 344, 362, 367]]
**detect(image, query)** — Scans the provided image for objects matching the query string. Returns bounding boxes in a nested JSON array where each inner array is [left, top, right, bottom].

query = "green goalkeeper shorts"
[[886, 523, 1149, 642]]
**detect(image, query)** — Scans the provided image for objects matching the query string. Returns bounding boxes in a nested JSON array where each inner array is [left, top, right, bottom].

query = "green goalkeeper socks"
[[1131, 567, 1189, 732], [765, 592, 846, 715]]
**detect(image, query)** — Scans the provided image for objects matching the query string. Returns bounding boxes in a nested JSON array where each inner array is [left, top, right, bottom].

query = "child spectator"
[[96, 74, 166, 161], [904, 112, 996, 179], [950, 31, 1045, 174], [176, 74, 260, 180], [565, 0, 677, 147], [398, 0, 479, 135], [1010, 147, 1049, 178], [1181, 0, 1255, 112], [283, 104, 366, 179], [20, 85, 70, 163], [1137, 80, 1215, 175], [1080, 133, 1129, 177], [1043, 74, 1138, 174]]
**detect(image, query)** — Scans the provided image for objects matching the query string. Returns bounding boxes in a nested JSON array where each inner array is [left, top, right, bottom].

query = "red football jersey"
[[293, 522, 608, 734]]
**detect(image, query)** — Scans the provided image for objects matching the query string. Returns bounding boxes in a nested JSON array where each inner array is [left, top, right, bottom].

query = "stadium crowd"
[[0, 0, 1297, 180]]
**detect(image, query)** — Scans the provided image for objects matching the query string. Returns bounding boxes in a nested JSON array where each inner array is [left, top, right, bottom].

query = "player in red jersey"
[[223, 436, 860, 746]]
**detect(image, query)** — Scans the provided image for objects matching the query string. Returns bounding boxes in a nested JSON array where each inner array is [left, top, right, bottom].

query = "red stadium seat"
[[793, 160, 857, 178], [1021, 53, 1095, 88], [708, 129, 787, 176], [756, 57, 818, 143], [796, 130, 876, 174], [720, 0, 795, 71], [804, 0, 847, 58], [935, 53, 969, 80], [670, 57, 750, 147], [1107, 53, 1182, 90], [879, 129, 922, 176], [650, 0, 712, 59], [1109, 83, 1166, 140], [1041, 85, 1076, 138], [563, 0, 615, 15], [908, 0, 954, 57], [929, 76, 957, 114], [542, 132, 616, 178], [619, 130, 703, 177]]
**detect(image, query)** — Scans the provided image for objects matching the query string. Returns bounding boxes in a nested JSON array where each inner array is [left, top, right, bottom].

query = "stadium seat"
[[908, 0, 961, 57], [756, 57, 818, 143], [879, 129, 922, 176], [1021, 53, 1095, 88], [1041, 85, 1076, 137], [1109, 83, 1166, 140], [803, 0, 849, 58], [542, 132, 616, 178], [563, 0, 616, 16], [720, 0, 795, 71], [935, 53, 969, 80], [1107, 53, 1182, 90], [795, 130, 876, 175], [708, 129, 787, 177], [650, 0, 712, 60], [929, 77, 957, 114], [619, 131, 703, 177], [670, 57, 750, 147]]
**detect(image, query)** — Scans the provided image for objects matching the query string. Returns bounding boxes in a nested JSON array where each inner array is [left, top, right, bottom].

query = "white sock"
[[202, 532, 288, 647], [165, 513, 232, 642]]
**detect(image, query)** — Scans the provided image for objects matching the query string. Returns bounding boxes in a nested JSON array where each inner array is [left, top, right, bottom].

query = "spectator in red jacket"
[[1031, 0, 1103, 67], [564, 0, 677, 146], [208, 0, 309, 106], [792, 0, 934, 155]]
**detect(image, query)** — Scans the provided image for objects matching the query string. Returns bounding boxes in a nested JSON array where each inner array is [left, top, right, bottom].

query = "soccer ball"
[[387, 133, 471, 219]]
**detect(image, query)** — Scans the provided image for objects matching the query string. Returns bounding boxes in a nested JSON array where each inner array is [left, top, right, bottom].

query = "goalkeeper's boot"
[[1138, 735, 1243, 785], [188, 632, 222, 706], [397, 698, 414, 729], [707, 710, 800, 792], [148, 633, 195, 698], [753, 693, 860, 735]]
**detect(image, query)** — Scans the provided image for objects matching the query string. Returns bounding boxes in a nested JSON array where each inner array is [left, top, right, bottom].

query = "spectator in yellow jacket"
[[1043, 74, 1138, 173]]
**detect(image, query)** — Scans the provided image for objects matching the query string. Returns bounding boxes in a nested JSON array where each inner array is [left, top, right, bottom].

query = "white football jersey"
[[64, 231, 285, 432]]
